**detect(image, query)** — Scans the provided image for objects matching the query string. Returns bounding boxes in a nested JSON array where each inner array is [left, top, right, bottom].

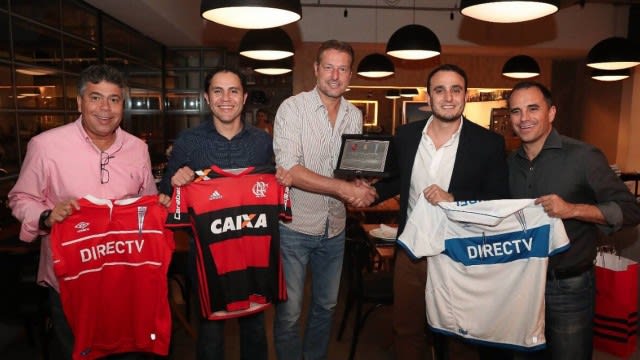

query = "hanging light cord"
[[413, 0, 416, 24]]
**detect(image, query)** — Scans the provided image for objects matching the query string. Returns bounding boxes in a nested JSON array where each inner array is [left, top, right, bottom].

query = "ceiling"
[[84, 0, 638, 55]]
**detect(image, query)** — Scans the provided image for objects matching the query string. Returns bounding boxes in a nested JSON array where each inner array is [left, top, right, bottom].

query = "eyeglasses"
[[100, 151, 110, 184]]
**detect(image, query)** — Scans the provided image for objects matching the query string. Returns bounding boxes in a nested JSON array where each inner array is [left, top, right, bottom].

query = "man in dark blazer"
[[374, 64, 510, 360]]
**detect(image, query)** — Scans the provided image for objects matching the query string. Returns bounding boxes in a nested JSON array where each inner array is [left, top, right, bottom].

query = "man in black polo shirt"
[[507, 81, 640, 359]]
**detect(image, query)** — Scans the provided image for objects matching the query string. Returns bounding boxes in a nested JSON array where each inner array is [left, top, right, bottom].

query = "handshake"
[[275, 166, 378, 208], [339, 178, 378, 208]]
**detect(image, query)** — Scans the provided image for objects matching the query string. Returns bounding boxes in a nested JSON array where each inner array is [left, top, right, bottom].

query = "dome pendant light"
[[357, 53, 395, 78], [502, 55, 540, 79], [400, 88, 419, 98], [460, 0, 558, 23], [239, 28, 294, 61], [591, 69, 631, 82], [357, 2, 395, 78], [385, 89, 401, 99], [386, 24, 441, 60], [200, 0, 302, 29], [253, 58, 293, 75], [587, 37, 640, 71]]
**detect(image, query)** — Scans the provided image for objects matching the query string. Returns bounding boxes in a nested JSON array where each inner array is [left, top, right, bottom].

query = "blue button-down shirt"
[[159, 119, 274, 195]]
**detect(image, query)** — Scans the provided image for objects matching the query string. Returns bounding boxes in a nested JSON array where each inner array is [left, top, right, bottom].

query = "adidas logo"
[[209, 191, 222, 200]]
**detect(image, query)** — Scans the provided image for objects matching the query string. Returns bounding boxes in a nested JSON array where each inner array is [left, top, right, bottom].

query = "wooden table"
[[362, 223, 397, 272], [348, 196, 400, 224]]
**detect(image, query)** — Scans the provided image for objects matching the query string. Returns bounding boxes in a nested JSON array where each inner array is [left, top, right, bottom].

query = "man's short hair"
[[78, 64, 127, 96], [426, 64, 468, 95], [315, 40, 355, 68], [509, 81, 554, 107], [204, 66, 248, 93]]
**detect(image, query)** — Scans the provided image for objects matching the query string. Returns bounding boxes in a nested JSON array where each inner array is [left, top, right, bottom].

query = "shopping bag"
[[593, 250, 638, 358]]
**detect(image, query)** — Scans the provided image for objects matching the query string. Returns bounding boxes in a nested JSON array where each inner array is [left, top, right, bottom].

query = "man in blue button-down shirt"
[[159, 66, 273, 360]]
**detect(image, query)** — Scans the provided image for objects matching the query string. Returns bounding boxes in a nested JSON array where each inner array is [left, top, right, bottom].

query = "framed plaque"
[[334, 134, 395, 179]]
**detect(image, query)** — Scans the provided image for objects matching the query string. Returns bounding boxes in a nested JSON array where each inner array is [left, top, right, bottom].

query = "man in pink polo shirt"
[[8, 64, 157, 359]]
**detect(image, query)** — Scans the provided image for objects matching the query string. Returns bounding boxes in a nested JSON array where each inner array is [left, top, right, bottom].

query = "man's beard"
[[432, 108, 463, 123]]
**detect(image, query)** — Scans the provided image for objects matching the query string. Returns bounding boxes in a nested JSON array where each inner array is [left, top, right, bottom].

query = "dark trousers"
[[392, 249, 429, 359], [514, 269, 595, 360], [196, 312, 268, 360]]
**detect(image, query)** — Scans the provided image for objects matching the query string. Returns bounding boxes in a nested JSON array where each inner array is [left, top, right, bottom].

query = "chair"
[[337, 221, 394, 360]]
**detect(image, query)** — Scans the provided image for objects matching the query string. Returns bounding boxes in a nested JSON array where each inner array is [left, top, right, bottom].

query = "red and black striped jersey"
[[51, 195, 174, 360], [167, 165, 291, 320]]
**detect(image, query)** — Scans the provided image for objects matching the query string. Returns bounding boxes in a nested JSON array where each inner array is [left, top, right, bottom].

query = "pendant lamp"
[[239, 28, 294, 61], [591, 69, 631, 82], [253, 58, 293, 75], [460, 0, 558, 23], [587, 37, 640, 70], [502, 55, 540, 79], [400, 88, 419, 98], [357, 54, 395, 78], [386, 24, 441, 60], [385, 89, 401, 99], [200, 0, 302, 29]]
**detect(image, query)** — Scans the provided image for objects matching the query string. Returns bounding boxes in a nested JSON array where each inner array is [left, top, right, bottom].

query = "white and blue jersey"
[[399, 198, 570, 351]]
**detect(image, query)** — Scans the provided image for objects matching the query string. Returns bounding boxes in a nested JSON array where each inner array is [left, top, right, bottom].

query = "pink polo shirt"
[[8, 117, 158, 290]]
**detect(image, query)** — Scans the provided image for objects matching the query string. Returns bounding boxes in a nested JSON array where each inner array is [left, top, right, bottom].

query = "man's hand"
[[171, 166, 195, 187], [341, 180, 377, 208], [158, 194, 171, 208], [276, 166, 293, 187], [423, 184, 453, 205], [535, 194, 574, 219], [49, 199, 80, 227]]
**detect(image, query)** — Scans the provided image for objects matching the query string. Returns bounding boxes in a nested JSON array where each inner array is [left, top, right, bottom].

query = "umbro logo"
[[209, 190, 222, 200], [75, 222, 90, 233]]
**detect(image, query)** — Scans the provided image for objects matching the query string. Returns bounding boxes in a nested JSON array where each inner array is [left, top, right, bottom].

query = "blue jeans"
[[544, 268, 595, 360], [517, 268, 595, 360], [274, 224, 345, 360], [197, 312, 267, 360]]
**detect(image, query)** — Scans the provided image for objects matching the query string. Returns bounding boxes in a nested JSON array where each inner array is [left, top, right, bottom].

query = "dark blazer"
[[375, 117, 509, 237]]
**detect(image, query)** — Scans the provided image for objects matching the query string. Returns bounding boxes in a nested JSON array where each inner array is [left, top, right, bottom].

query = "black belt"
[[547, 262, 594, 280]]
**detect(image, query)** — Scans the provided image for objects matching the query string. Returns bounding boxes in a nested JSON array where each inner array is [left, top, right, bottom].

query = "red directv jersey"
[[167, 165, 291, 320], [50, 195, 174, 360]]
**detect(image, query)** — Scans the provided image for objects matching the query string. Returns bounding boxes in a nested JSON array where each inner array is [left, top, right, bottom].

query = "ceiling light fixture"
[[502, 55, 541, 79], [16, 68, 55, 76], [357, 1, 395, 78], [200, 0, 302, 29], [386, 24, 441, 60], [400, 88, 419, 98], [385, 89, 401, 99], [587, 37, 640, 70], [460, 0, 559, 23], [253, 58, 293, 75], [357, 53, 395, 78], [386, 0, 441, 60], [239, 28, 294, 60], [591, 69, 631, 82]]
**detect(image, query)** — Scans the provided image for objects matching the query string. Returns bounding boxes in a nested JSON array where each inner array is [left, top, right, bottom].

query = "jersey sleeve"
[[549, 215, 570, 256], [50, 223, 67, 278], [279, 185, 292, 221], [166, 186, 191, 228], [398, 196, 447, 258]]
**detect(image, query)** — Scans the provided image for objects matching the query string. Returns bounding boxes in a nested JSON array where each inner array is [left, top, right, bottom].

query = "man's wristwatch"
[[38, 209, 52, 231]]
